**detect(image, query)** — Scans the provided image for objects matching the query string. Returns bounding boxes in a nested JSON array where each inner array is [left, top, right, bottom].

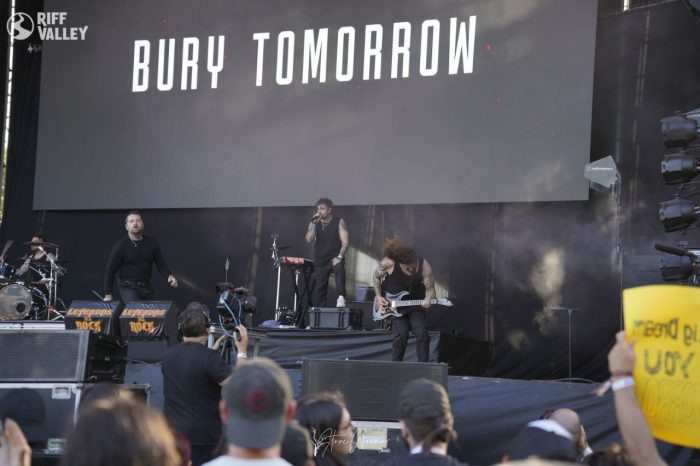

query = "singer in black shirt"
[[104, 210, 178, 303], [305, 198, 349, 308]]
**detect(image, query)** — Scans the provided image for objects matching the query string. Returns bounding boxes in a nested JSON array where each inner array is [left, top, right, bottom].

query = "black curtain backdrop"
[[2, 1, 700, 383], [0, 0, 44, 244]]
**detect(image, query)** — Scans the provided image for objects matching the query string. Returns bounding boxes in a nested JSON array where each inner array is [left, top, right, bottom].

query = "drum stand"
[[38, 245, 64, 320]]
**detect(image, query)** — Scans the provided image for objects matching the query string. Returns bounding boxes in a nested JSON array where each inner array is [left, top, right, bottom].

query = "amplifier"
[[309, 307, 362, 330], [65, 300, 123, 337], [119, 301, 179, 345], [302, 359, 448, 421], [0, 330, 126, 383]]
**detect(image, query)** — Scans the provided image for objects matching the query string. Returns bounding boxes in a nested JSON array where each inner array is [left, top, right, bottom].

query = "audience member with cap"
[[203, 357, 296, 466], [0, 388, 47, 451], [296, 392, 354, 466], [163, 302, 249, 466], [383, 378, 466, 465]]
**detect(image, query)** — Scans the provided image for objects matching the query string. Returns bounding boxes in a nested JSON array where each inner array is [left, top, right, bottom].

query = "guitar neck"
[[394, 298, 438, 307]]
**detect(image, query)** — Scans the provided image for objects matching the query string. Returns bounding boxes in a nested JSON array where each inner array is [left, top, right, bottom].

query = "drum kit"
[[0, 239, 67, 321]]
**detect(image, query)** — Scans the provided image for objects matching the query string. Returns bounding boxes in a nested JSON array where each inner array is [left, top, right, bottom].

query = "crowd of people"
[[0, 330, 674, 466]]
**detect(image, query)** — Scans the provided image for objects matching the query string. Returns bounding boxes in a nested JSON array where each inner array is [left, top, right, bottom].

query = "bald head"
[[549, 408, 581, 442]]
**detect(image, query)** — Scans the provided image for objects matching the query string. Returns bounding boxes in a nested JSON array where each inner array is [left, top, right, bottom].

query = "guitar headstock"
[[437, 298, 453, 306]]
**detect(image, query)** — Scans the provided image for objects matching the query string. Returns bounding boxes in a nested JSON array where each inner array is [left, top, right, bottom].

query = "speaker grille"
[[301, 359, 447, 421], [0, 331, 89, 382]]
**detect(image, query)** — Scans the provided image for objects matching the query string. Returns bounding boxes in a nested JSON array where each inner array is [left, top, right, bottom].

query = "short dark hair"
[[383, 236, 417, 265], [32, 233, 44, 241], [281, 421, 313, 466], [125, 210, 142, 222], [315, 198, 333, 210], [178, 302, 211, 338]]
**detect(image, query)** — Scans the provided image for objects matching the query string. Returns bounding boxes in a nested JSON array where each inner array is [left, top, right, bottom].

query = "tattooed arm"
[[305, 221, 317, 243], [332, 218, 350, 266], [373, 257, 394, 310], [421, 259, 436, 309]]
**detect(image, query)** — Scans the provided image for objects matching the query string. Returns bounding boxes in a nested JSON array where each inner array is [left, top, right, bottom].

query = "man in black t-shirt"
[[373, 237, 436, 362], [305, 198, 349, 308], [162, 302, 249, 466], [104, 210, 178, 302]]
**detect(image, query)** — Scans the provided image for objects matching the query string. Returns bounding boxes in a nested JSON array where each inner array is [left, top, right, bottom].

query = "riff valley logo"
[[6, 11, 88, 41]]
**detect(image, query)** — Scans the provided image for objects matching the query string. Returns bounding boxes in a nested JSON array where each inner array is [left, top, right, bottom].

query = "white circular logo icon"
[[7, 12, 34, 40]]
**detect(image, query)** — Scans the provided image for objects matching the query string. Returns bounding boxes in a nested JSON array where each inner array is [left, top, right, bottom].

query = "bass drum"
[[0, 283, 33, 320]]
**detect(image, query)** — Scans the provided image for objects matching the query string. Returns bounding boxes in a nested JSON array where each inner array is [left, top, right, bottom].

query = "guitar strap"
[[408, 256, 424, 296]]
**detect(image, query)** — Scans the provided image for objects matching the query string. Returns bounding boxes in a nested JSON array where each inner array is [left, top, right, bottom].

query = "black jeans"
[[312, 259, 346, 307], [119, 281, 154, 303], [391, 308, 429, 362]]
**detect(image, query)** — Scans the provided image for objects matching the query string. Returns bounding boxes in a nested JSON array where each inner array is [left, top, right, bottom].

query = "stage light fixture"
[[659, 255, 696, 281], [658, 197, 700, 232], [661, 150, 700, 185], [661, 113, 700, 149]]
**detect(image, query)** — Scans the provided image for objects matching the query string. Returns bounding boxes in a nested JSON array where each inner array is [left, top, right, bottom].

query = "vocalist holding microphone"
[[305, 198, 349, 307]]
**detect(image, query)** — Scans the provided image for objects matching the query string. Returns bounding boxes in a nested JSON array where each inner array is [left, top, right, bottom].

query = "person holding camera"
[[162, 302, 249, 466]]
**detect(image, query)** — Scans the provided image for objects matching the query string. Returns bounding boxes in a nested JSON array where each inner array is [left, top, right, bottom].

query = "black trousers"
[[391, 308, 430, 362], [119, 281, 154, 303], [312, 259, 346, 307]]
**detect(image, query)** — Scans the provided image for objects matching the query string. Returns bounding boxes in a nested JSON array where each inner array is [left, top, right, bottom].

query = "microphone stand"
[[546, 306, 579, 379]]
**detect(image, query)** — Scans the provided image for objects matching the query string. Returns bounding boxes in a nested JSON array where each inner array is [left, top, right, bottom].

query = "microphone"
[[225, 257, 230, 271], [310, 213, 320, 222], [654, 243, 695, 258]]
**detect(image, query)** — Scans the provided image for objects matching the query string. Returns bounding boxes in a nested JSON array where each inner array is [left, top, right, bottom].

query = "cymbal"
[[19, 259, 69, 264], [22, 241, 58, 247]]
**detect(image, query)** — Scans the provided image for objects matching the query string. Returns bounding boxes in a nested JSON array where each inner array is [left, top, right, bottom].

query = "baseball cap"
[[223, 357, 293, 450], [0, 388, 47, 443], [398, 378, 450, 420]]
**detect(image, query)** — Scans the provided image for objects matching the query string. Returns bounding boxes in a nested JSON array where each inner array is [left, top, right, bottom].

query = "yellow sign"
[[624, 285, 700, 448]]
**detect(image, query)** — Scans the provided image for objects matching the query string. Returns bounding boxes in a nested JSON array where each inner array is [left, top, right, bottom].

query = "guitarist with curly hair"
[[373, 237, 437, 362]]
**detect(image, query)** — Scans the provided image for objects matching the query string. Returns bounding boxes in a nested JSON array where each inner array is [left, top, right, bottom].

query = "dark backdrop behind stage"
[[3, 0, 700, 382]]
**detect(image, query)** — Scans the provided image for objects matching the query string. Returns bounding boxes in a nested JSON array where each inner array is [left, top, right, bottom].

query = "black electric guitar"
[[372, 291, 453, 321]]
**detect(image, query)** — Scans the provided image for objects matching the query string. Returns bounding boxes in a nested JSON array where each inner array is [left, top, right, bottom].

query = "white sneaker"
[[336, 296, 346, 308]]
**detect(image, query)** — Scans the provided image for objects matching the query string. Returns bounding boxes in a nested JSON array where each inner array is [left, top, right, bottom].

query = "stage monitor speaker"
[[0, 330, 126, 382], [301, 359, 448, 421], [119, 301, 179, 346], [65, 300, 123, 337]]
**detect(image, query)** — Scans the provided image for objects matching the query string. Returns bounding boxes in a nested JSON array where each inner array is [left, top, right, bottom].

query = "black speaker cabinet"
[[0, 330, 126, 383], [301, 359, 448, 421], [309, 307, 363, 330]]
